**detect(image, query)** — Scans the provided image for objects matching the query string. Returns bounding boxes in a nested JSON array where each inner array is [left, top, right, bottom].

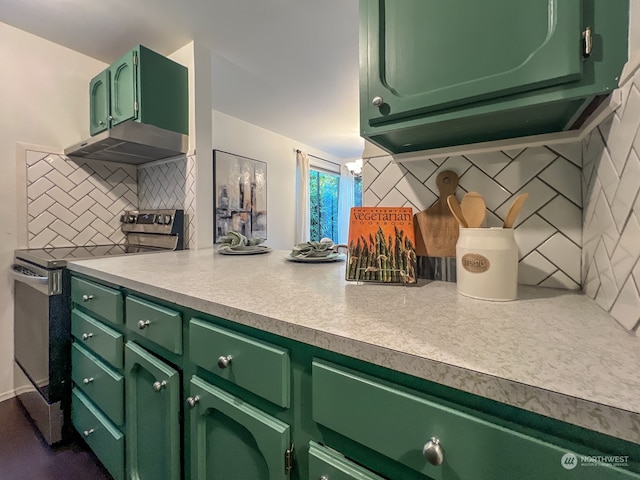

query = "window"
[[354, 175, 363, 207], [309, 169, 339, 241]]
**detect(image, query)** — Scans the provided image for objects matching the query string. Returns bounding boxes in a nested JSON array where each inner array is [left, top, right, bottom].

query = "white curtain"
[[337, 165, 355, 245], [294, 150, 310, 244]]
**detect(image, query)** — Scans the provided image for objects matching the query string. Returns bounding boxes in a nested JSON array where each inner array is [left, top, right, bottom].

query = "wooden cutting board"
[[414, 170, 460, 257]]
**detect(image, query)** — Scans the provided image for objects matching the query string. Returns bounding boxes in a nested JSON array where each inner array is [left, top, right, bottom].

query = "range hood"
[[64, 121, 188, 165]]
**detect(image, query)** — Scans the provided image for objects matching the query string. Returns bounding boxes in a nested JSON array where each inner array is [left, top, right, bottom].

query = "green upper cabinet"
[[89, 70, 110, 136], [360, 0, 629, 154], [89, 45, 188, 137], [110, 49, 137, 127]]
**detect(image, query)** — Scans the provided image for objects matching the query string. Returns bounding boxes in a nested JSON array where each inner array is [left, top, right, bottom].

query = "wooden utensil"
[[503, 192, 529, 228], [461, 192, 486, 228], [446, 195, 468, 228], [413, 170, 459, 257]]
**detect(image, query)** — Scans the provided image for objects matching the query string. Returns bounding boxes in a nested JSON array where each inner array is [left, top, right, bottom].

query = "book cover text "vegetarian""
[[346, 207, 417, 284]]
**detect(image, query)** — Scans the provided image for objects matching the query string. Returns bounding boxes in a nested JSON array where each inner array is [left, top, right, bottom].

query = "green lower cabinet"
[[188, 375, 292, 480], [71, 343, 124, 426], [309, 441, 385, 480], [125, 341, 181, 480], [72, 389, 124, 480], [312, 360, 640, 480]]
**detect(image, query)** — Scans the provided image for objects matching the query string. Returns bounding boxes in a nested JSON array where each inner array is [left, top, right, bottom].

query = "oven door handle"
[[11, 267, 48, 284], [11, 265, 61, 295]]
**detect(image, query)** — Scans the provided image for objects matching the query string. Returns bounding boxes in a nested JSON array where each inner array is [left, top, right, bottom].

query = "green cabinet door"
[[188, 375, 291, 480], [360, 0, 629, 153], [125, 341, 180, 480], [364, 0, 582, 126], [89, 69, 110, 135], [110, 48, 138, 127]]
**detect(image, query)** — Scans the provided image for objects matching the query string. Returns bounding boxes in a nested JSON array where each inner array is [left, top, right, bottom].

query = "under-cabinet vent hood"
[[64, 121, 188, 165]]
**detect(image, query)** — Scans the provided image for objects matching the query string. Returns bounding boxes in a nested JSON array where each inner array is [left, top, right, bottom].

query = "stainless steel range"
[[11, 209, 184, 444]]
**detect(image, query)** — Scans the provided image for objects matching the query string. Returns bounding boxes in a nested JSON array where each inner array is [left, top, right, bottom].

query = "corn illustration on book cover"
[[345, 207, 417, 284]]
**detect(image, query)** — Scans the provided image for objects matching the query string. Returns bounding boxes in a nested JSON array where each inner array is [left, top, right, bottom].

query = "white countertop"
[[67, 248, 640, 443]]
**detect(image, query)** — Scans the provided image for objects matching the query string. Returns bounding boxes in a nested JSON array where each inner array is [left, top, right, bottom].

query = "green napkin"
[[218, 231, 265, 251]]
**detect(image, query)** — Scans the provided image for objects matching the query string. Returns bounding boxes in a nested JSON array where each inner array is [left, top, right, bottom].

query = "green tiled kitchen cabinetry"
[[89, 45, 188, 136], [70, 273, 640, 480], [360, 0, 629, 154]]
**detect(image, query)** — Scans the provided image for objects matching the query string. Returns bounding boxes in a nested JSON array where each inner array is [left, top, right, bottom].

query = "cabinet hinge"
[[582, 26, 592, 58], [284, 443, 294, 475], [133, 53, 138, 66], [134, 101, 139, 111]]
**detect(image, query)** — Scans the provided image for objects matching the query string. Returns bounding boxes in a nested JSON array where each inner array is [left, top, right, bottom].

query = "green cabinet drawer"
[[72, 343, 124, 426], [309, 441, 385, 480], [312, 360, 639, 480], [71, 277, 123, 325], [72, 309, 123, 369], [126, 296, 182, 354], [72, 388, 124, 480], [189, 318, 290, 407], [188, 375, 291, 480]]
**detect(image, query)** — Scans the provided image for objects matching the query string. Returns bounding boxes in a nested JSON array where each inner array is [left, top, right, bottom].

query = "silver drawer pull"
[[82, 294, 94, 302], [82, 333, 94, 340], [217, 355, 233, 369], [186, 396, 200, 408], [320, 476, 329, 480], [138, 320, 151, 330], [422, 437, 444, 466], [83, 429, 95, 437], [153, 380, 167, 392], [82, 377, 94, 384]]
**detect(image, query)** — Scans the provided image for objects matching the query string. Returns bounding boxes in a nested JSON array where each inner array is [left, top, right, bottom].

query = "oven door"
[[11, 260, 68, 398]]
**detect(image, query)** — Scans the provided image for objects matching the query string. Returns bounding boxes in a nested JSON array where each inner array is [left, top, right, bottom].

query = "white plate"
[[218, 246, 272, 255], [284, 253, 346, 263]]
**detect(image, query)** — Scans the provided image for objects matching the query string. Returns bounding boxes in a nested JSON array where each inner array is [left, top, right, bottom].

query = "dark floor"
[[0, 397, 112, 480]]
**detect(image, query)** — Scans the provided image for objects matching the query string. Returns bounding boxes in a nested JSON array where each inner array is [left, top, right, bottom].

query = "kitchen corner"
[[66, 248, 640, 445]]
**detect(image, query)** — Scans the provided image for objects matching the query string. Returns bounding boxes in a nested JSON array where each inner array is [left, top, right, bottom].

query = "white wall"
[[212, 110, 343, 250], [0, 22, 106, 400]]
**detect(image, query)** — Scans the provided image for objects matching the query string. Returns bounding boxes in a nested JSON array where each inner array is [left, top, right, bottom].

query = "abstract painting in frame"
[[213, 150, 267, 243]]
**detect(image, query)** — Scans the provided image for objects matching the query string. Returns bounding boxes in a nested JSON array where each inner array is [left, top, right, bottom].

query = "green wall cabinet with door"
[[89, 45, 188, 136], [360, 0, 629, 154], [69, 273, 640, 480]]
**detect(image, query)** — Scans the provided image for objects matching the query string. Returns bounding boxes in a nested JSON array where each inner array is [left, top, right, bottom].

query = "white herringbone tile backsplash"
[[138, 155, 196, 249], [364, 144, 583, 291], [26, 152, 137, 248], [582, 68, 640, 334], [185, 154, 197, 250], [138, 157, 187, 210]]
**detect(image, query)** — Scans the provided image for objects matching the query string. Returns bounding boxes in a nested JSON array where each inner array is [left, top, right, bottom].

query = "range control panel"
[[120, 209, 184, 235]]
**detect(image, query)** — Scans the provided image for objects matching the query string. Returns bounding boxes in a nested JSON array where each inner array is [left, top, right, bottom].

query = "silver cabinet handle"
[[372, 96, 384, 107], [82, 333, 93, 340], [583, 26, 592, 57], [138, 320, 150, 330], [217, 355, 233, 369], [82, 377, 94, 384], [320, 476, 329, 480], [82, 294, 94, 302], [422, 437, 444, 466], [98, 120, 105, 125], [153, 380, 167, 392], [83, 429, 95, 437], [186, 396, 200, 408]]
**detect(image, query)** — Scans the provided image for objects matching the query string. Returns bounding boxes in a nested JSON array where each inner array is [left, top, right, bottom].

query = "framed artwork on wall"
[[213, 150, 267, 243]]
